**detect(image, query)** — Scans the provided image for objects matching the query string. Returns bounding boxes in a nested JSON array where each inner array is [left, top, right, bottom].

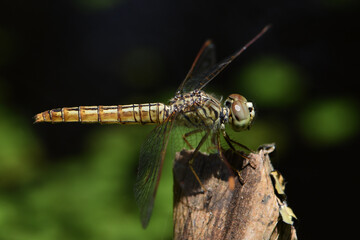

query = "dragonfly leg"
[[188, 130, 211, 192], [222, 131, 257, 169], [215, 134, 237, 189], [230, 165, 245, 185], [224, 155, 245, 185], [182, 128, 204, 149], [223, 131, 253, 152]]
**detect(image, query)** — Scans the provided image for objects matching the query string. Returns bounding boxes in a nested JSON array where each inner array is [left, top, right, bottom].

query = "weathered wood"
[[173, 145, 297, 240]]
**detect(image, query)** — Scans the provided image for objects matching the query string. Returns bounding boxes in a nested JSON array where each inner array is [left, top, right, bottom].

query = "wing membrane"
[[178, 25, 270, 93], [177, 40, 216, 93], [134, 116, 175, 228]]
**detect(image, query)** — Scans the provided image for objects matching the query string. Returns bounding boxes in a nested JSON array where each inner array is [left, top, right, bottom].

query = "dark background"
[[0, 0, 359, 239]]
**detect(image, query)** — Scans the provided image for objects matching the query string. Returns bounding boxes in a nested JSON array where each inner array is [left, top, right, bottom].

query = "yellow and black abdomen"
[[34, 103, 169, 124]]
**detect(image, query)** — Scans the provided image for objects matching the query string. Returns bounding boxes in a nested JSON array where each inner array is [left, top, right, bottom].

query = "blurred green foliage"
[[0, 35, 359, 240], [0, 106, 41, 188], [231, 55, 359, 153], [299, 98, 359, 146], [236, 56, 304, 107], [0, 108, 172, 239], [224, 120, 288, 155]]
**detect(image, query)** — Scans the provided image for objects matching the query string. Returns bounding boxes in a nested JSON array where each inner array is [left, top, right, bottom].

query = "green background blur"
[[0, 0, 359, 239]]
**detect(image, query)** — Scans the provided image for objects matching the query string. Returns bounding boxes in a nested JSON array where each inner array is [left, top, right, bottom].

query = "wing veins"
[[134, 113, 176, 228], [178, 25, 270, 92]]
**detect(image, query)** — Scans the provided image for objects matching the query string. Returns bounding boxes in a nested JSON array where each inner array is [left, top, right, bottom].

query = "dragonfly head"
[[224, 94, 255, 131]]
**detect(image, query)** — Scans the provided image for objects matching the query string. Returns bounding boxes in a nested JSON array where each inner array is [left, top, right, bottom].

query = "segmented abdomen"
[[34, 103, 169, 124]]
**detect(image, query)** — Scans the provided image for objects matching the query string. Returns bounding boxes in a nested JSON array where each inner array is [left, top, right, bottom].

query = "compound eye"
[[232, 101, 250, 121]]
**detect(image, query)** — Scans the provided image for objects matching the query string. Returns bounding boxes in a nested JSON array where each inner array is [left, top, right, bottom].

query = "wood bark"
[[173, 145, 297, 240]]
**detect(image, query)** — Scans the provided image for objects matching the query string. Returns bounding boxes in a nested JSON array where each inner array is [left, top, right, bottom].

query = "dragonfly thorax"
[[169, 90, 223, 130], [224, 94, 255, 131]]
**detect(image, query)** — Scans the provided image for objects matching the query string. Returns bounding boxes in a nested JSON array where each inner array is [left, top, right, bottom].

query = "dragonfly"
[[34, 25, 270, 228]]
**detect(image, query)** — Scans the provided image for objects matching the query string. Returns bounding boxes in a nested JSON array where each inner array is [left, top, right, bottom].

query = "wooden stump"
[[173, 144, 297, 240]]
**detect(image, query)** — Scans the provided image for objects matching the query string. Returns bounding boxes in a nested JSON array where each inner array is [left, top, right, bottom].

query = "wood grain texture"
[[173, 145, 297, 240]]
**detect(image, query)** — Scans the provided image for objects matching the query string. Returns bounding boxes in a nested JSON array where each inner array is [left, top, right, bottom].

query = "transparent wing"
[[168, 125, 218, 155], [177, 40, 216, 93], [178, 25, 271, 93], [134, 115, 175, 228]]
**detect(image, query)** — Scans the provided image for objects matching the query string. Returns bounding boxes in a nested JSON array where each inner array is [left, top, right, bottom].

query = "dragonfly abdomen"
[[34, 103, 169, 124]]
